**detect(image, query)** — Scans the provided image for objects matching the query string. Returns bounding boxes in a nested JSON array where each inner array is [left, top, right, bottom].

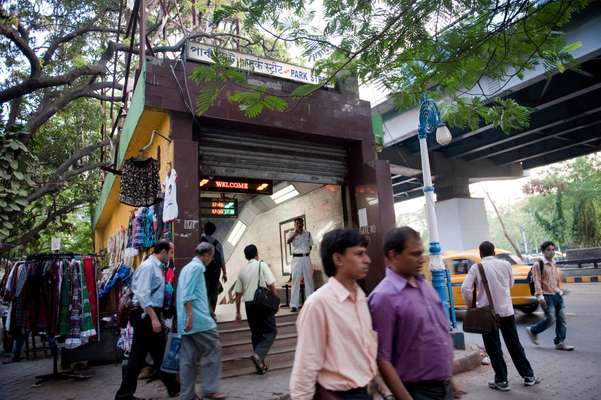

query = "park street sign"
[[186, 42, 333, 87], [200, 198, 238, 218]]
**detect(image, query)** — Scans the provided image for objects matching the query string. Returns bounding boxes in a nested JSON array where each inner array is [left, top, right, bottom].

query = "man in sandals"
[[234, 244, 278, 374], [462, 241, 540, 392], [177, 242, 226, 400]]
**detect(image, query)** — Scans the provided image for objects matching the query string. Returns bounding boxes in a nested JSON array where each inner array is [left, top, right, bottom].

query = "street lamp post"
[[417, 95, 458, 331]]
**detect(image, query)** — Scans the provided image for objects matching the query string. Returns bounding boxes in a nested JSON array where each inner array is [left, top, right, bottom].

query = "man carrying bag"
[[234, 245, 279, 374], [462, 241, 540, 392]]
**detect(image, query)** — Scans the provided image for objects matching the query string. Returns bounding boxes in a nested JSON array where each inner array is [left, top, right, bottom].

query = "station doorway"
[[195, 127, 351, 304]]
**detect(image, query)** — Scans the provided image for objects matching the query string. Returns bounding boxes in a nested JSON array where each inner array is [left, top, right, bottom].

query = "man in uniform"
[[286, 217, 314, 312]]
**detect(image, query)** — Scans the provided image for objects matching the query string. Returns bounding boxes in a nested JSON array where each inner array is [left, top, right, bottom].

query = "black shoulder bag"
[[463, 263, 500, 334], [252, 261, 280, 314]]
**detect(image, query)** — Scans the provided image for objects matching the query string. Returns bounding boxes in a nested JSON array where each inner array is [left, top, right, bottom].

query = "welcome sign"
[[186, 42, 333, 87]]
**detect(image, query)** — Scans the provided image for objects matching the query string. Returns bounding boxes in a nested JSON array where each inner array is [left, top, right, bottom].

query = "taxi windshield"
[[494, 253, 522, 265]]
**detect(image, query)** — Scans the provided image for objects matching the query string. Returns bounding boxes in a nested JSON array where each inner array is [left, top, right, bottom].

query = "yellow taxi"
[[442, 249, 540, 314]]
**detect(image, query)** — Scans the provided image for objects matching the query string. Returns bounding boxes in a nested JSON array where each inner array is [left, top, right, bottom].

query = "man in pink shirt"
[[289, 229, 384, 400]]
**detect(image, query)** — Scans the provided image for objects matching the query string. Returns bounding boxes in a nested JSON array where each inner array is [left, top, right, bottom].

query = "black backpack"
[[200, 236, 222, 272], [527, 260, 545, 296]]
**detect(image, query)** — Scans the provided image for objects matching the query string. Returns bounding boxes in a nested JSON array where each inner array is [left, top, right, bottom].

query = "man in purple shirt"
[[368, 227, 455, 400]]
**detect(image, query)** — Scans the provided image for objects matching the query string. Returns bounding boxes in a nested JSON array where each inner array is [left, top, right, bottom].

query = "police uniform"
[[287, 230, 314, 308]]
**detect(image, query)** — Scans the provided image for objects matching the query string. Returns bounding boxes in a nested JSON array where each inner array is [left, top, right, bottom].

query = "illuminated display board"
[[199, 176, 273, 195], [200, 198, 238, 218]]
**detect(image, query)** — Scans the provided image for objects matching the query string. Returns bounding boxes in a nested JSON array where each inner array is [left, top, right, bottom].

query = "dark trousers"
[[115, 309, 177, 400], [404, 380, 453, 400], [245, 301, 277, 361], [205, 268, 221, 313], [482, 315, 534, 383]]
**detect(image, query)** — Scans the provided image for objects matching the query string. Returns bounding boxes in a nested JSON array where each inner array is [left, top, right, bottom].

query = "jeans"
[[179, 330, 221, 400], [115, 309, 178, 400], [404, 380, 453, 400], [482, 315, 534, 383], [245, 302, 277, 361], [530, 293, 567, 345]]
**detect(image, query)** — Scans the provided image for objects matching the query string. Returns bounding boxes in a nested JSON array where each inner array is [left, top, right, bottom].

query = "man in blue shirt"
[[115, 240, 179, 400], [177, 242, 226, 400]]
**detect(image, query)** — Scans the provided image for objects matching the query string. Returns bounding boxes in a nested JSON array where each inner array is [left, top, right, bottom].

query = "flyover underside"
[[385, 55, 601, 201]]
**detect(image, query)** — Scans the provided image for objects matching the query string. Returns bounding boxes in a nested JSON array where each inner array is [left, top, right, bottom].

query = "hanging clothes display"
[[119, 157, 161, 207], [162, 169, 178, 222], [7, 254, 99, 349]]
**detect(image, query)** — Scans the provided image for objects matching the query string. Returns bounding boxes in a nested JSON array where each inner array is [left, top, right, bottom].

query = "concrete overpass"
[[376, 3, 601, 250]]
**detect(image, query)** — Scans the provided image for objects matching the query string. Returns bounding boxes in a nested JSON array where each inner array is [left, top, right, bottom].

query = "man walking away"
[[369, 227, 455, 400], [234, 244, 278, 374], [526, 241, 575, 351], [177, 242, 226, 400], [290, 229, 386, 400], [201, 221, 227, 318], [462, 241, 540, 392], [286, 218, 313, 312], [115, 240, 179, 400]]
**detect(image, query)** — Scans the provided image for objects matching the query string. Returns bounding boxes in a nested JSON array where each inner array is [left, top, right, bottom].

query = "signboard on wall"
[[200, 198, 238, 218], [199, 176, 273, 195], [186, 42, 334, 87]]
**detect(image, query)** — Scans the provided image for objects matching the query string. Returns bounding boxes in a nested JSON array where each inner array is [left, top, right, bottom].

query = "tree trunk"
[[485, 190, 523, 259]]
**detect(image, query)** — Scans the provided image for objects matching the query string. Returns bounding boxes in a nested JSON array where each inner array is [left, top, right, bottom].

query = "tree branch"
[[43, 26, 124, 65], [0, 20, 41, 78], [0, 199, 93, 253], [0, 42, 116, 104], [23, 81, 122, 142]]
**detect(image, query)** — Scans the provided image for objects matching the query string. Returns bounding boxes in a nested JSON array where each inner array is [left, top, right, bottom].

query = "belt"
[[333, 386, 368, 396], [292, 253, 310, 257]]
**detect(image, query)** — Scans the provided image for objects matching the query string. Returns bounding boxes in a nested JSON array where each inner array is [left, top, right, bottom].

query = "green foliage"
[[522, 154, 601, 249], [572, 198, 601, 247], [199, 0, 588, 132]]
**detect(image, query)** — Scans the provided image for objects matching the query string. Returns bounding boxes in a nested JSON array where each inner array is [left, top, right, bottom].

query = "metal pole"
[[139, 0, 146, 70], [417, 95, 455, 326]]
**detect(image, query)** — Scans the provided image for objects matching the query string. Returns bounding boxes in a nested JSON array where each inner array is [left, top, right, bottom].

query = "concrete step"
[[221, 333, 297, 358], [221, 346, 296, 378], [217, 312, 298, 331], [220, 321, 297, 345]]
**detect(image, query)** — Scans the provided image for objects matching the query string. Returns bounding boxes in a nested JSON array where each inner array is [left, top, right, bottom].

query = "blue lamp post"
[[417, 94, 458, 330]]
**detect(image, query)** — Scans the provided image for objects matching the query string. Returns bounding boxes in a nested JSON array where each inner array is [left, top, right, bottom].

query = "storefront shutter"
[[198, 129, 348, 184]]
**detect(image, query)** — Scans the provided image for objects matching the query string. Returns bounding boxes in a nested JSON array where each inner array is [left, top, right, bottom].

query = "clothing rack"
[[17, 253, 98, 385], [34, 337, 90, 385]]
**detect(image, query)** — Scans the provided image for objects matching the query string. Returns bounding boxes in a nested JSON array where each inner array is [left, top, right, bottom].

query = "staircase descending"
[[218, 311, 298, 378]]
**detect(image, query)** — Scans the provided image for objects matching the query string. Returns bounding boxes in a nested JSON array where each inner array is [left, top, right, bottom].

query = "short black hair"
[[153, 240, 172, 254], [204, 221, 216, 235], [244, 244, 258, 260], [540, 240, 555, 252], [383, 227, 421, 257], [479, 241, 495, 258], [320, 229, 369, 277], [294, 217, 304, 224]]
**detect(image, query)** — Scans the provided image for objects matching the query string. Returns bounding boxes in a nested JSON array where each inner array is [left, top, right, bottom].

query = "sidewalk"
[[0, 349, 481, 400]]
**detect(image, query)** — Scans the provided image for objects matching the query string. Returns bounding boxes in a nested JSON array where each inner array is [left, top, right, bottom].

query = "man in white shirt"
[[286, 218, 313, 312], [234, 244, 278, 374], [461, 241, 539, 393]]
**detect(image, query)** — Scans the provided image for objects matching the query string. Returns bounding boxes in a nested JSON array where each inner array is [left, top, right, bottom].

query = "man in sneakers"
[[462, 241, 539, 392], [526, 241, 575, 351]]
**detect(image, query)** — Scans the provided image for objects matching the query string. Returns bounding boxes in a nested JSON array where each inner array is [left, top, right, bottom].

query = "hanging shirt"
[[163, 169, 178, 222]]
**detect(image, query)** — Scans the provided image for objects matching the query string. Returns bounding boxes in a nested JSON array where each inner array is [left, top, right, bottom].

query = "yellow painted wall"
[[94, 110, 173, 260]]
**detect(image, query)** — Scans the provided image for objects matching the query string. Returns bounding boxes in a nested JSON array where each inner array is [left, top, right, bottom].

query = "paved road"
[[0, 283, 599, 399], [455, 283, 601, 400]]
